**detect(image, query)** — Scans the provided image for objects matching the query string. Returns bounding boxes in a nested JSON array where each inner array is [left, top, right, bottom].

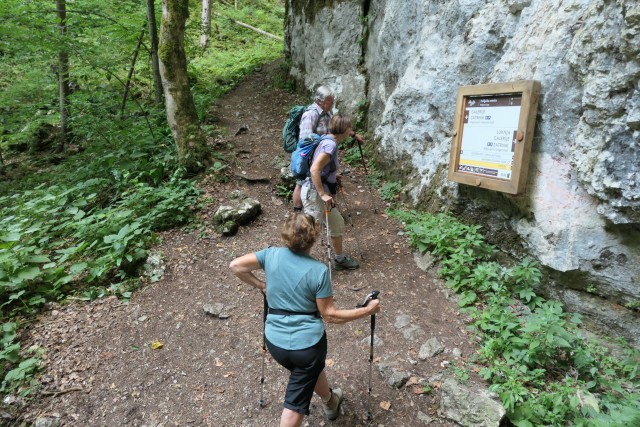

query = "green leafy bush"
[[0, 143, 199, 318], [389, 209, 640, 426], [0, 322, 40, 394], [379, 181, 402, 202], [343, 146, 361, 165]]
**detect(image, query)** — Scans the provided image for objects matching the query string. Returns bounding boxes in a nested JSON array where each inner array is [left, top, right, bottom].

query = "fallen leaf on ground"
[[325, 358, 335, 367], [151, 341, 163, 350], [215, 357, 224, 367], [406, 376, 420, 386], [413, 387, 424, 395], [380, 400, 391, 410]]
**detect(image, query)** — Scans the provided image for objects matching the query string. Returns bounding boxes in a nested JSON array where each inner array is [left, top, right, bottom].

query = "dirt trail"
[[17, 60, 478, 426]]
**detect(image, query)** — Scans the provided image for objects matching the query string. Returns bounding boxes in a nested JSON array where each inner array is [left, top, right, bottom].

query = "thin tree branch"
[[121, 27, 147, 117]]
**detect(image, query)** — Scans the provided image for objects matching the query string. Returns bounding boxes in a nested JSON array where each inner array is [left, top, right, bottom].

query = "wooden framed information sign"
[[448, 80, 540, 195]]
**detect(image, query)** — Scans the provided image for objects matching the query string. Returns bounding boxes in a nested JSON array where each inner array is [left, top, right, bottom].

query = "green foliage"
[[343, 146, 361, 165], [379, 181, 402, 202], [354, 98, 369, 129], [367, 172, 381, 188], [389, 209, 640, 426], [625, 300, 640, 311], [3, 355, 41, 395], [389, 210, 493, 261], [272, 59, 296, 91], [0, 0, 150, 154], [188, 0, 285, 115], [0, 138, 199, 319], [207, 161, 230, 183], [450, 363, 470, 384], [1, 322, 40, 394], [1, 0, 287, 396], [276, 183, 294, 201]]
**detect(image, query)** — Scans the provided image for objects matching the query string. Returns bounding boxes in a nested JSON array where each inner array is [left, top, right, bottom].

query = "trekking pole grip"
[[356, 290, 380, 309]]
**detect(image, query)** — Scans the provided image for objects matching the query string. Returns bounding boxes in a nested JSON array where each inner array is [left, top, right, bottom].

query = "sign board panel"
[[448, 81, 540, 194]]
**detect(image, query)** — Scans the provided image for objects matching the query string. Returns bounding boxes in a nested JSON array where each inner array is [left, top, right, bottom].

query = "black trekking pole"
[[354, 137, 378, 214], [258, 292, 268, 408], [356, 290, 380, 420], [325, 206, 333, 278]]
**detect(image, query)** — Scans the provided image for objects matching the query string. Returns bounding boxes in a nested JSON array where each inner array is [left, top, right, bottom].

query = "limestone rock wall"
[[284, 0, 640, 345]]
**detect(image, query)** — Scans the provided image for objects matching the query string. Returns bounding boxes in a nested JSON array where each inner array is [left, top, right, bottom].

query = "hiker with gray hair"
[[292, 86, 364, 212], [292, 86, 335, 212]]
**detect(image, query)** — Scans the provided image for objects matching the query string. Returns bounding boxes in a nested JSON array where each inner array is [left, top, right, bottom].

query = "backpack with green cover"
[[282, 105, 306, 153]]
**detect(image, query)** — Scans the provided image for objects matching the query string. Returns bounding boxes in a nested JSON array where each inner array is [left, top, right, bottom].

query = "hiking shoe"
[[334, 256, 359, 271], [323, 388, 343, 421]]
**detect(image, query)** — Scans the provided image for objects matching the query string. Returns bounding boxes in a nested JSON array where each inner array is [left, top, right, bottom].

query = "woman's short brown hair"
[[328, 114, 352, 135], [281, 213, 317, 252]]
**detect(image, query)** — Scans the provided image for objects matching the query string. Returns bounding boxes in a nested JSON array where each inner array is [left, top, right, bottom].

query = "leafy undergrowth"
[[0, 134, 199, 393], [389, 209, 640, 427], [0, 0, 286, 396]]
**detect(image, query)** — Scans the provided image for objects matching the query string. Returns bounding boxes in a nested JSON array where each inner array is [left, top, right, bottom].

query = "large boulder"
[[440, 378, 506, 427], [213, 193, 261, 236]]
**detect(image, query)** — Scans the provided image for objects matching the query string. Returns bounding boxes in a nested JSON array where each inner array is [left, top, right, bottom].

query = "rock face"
[[285, 0, 640, 346]]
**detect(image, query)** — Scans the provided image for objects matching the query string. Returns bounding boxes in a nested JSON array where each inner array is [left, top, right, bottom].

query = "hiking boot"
[[334, 256, 359, 271], [323, 388, 343, 421]]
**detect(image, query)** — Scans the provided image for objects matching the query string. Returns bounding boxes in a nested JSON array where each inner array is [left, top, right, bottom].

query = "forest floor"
[[14, 60, 482, 426]]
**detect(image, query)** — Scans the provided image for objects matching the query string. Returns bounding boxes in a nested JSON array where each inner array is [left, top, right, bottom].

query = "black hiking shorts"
[[265, 333, 328, 415]]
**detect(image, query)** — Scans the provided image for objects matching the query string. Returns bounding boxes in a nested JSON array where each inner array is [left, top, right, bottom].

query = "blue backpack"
[[289, 134, 329, 179]]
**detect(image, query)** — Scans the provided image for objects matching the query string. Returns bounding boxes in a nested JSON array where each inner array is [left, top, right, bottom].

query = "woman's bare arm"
[[316, 296, 380, 324], [229, 253, 266, 292], [310, 152, 333, 204]]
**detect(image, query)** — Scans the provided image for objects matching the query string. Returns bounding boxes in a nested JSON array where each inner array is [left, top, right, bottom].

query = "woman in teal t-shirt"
[[230, 213, 381, 427]]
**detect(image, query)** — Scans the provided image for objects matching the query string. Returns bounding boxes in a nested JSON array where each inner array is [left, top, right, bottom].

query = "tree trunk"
[[158, 0, 210, 173], [200, 0, 211, 50], [146, 0, 163, 105], [56, 0, 70, 149]]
